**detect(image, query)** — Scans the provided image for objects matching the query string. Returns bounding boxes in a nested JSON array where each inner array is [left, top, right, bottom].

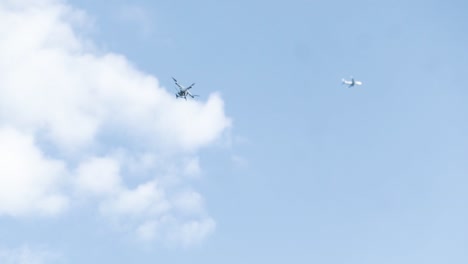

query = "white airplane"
[[342, 77, 363, 88], [172, 77, 198, 100]]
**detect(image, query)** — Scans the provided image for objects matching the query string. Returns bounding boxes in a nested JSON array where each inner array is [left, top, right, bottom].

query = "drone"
[[172, 77, 199, 100]]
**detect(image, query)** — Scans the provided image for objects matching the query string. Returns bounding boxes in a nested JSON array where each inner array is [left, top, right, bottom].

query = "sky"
[[0, 0, 468, 263]]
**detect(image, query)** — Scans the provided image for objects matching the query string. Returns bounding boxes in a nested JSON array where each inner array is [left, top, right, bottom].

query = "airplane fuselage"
[[342, 78, 362, 88]]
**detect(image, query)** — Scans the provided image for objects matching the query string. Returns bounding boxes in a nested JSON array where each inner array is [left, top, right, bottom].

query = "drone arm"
[[172, 77, 184, 89], [187, 83, 195, 90], [188, 91, 199, 98]]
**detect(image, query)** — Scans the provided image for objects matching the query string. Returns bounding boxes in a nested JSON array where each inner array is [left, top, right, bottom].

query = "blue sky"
[[1, 0, 468, 263]]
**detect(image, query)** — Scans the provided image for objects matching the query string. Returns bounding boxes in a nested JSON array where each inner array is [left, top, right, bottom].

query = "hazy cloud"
[[116, 4, 154, 37], [0, 245, 61, 264]]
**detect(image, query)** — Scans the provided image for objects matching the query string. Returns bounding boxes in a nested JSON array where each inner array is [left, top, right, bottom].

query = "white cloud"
[[0, 0, 230, 246], [75, 157, 122, 196], [174, 218, 216, 247], [0, 0, 231, 153], [136, 216, 216, 247], [0, 127, 68, 217], [101, 181, 170, 217]]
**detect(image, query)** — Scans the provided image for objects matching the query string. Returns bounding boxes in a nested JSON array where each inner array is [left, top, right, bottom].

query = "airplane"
[[172, 77, 199, 100], [342, 77, 363, 88]]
